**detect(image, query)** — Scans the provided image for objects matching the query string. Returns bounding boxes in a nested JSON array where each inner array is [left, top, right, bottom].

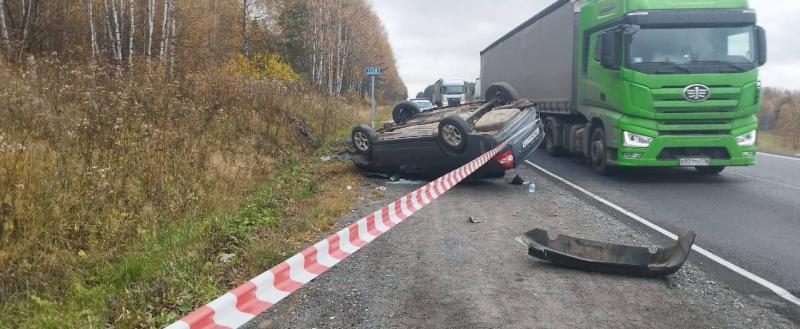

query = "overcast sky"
[[369, 0, 800, 96]]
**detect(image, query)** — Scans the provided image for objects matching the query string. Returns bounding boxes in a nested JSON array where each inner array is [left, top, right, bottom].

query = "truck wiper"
[[690, 60, 747, 72]]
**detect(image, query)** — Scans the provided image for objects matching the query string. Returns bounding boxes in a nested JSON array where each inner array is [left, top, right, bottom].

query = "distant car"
[[411, 99, 435, 111]]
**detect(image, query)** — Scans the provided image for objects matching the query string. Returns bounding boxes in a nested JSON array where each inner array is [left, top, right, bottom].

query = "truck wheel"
[[392, 101, 421, 124], [352, 125, 376, 156], [438, 115, 471, 153], [544, 119, 566, 156], [589, 127, 612, 175], [485, 82, 519, 106], [695, 166, 725, 175]]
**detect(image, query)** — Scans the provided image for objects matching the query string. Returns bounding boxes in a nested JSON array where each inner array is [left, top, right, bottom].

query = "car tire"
[[544, 119, 566, 157], [589, 126, 613, 175], [438, 115, 471, 153], [352, 125, 376, 156], [485, 82, 519, 106], [695, 166, 725, 175], [392, 100, 421, 124]]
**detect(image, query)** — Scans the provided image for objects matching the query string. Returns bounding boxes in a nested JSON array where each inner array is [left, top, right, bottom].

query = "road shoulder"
[[245, 171, 796, 329]]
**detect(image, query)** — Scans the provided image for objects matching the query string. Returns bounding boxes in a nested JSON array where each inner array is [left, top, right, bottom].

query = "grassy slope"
[[1, 142, 364, 329], [758, 130, 800, 158], [0, 59, 377, 328]]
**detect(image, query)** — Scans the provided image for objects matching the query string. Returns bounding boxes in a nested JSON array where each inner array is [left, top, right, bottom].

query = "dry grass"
[[0, 57, 370, 327], [758, 130, 800, 157]]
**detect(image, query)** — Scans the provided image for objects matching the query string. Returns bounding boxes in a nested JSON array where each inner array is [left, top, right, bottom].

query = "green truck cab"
[[480, 0, 766, 174]]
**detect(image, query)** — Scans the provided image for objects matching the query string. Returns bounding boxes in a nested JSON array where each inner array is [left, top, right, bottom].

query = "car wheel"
[[589, 126, 612, 175], [485, 82, 519, 106], [695, 166, 725, 175], [438, 115, 471, 153], [392, 101, 421, 124], [352, 125, 376, 156]]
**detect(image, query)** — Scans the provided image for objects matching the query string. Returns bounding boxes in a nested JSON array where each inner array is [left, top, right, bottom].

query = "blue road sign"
[[365, 67, 382, 76]]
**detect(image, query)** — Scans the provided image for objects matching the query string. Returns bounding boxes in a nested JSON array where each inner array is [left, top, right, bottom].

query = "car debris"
[[387, 179, 425, 186], [519, 228, 696, 277], [509, 174, 526, 185], [219, 253, 236, 263]]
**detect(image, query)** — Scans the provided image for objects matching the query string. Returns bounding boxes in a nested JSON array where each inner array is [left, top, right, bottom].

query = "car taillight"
[[494, 149, 515, 170]]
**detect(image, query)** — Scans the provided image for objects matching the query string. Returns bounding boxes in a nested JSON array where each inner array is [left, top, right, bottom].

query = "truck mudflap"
[[520, 229, 696, 277]]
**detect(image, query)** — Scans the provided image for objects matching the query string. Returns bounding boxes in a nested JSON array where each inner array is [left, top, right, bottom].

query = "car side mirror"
[[756, 26, 767, 66], [600, 31, 621, 70]]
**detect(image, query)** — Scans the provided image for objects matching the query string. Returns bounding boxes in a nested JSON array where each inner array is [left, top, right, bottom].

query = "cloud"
[[370, 0, 800, 94]]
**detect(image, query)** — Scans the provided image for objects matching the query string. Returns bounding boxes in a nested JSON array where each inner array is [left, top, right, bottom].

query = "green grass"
[[0, 158, 362, 328]]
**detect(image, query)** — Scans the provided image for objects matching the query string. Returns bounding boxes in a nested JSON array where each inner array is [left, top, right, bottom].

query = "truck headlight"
[[736, 130, 757, 147], [623, 131, 653, 148]]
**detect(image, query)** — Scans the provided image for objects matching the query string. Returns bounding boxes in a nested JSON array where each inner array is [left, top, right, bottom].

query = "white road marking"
[[761, 152, 800, 161], [525, 160, 800, 308]]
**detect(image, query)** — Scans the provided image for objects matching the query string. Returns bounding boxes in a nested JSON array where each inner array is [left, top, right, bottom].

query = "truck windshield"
[[443, 85, 465, 94], [628, 26, 756, 74]]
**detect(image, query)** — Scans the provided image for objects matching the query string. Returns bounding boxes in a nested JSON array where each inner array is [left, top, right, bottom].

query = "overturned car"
[[350, 83, 544, 179]]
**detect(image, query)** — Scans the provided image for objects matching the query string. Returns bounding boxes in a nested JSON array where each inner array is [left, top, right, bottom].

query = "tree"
[[0, 0, 9, 56], [145, 0, 153, 59], [272, 0, 406, 100], [241, 0, 252, 57], [159, 0, 171, 60], [128, 0, 135, 66], [86, 0, 99, 61]]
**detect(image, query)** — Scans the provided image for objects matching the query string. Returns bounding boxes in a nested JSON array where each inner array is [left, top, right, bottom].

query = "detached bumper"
[[521, 229, 696, 277]]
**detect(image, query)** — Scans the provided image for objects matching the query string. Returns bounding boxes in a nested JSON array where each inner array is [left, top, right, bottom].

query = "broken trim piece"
[[521, 229, 696, 277]]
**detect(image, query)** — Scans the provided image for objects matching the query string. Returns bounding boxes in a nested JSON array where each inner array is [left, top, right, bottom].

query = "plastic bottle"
[[528, 181, 536, 197]]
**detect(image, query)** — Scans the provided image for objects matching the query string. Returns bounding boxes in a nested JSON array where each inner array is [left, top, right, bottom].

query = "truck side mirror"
[[756, 26, 767, 66], [600, 31, 621, 70]]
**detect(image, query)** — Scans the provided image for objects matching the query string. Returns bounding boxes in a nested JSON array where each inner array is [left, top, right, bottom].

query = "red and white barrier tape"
[[166, 125, 535, 328]]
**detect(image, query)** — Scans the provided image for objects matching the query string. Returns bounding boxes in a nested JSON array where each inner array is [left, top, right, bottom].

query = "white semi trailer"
[[432, 79, 466, 107]]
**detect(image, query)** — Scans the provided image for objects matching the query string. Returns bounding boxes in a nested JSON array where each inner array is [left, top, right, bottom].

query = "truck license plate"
[[679, 158, 711, 167], [522, 128, 540, 149]]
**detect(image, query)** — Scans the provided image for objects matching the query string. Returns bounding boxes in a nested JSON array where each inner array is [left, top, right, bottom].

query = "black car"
[[351, 83, 544, 179]]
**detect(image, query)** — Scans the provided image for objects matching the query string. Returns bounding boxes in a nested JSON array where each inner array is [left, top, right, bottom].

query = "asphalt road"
[[529, 151, 800, 316], [245, 172, 794, 328]]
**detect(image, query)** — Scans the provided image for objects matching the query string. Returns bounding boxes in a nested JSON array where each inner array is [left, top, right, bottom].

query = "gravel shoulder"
[[244, 167, 797, 329]]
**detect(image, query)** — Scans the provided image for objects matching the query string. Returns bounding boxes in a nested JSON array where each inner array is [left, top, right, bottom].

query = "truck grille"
[[657, 147, 731, 160], [651, 85, 740, 114]]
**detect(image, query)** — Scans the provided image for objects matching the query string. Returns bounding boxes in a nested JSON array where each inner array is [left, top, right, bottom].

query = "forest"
[[0, 0, 405, 327], [758, 87, 800, 153]]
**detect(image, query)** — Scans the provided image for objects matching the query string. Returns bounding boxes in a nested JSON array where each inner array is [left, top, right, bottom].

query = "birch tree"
[[18, 0, 37, 59], [145, 0, 153, 59], [112, 0, 123, 64], [159, 0, 170, 59], [241, 0, 251, 57], [128, 0, 134, 65], [86, 0, 99, 61], [0, 0, 10, 56]]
